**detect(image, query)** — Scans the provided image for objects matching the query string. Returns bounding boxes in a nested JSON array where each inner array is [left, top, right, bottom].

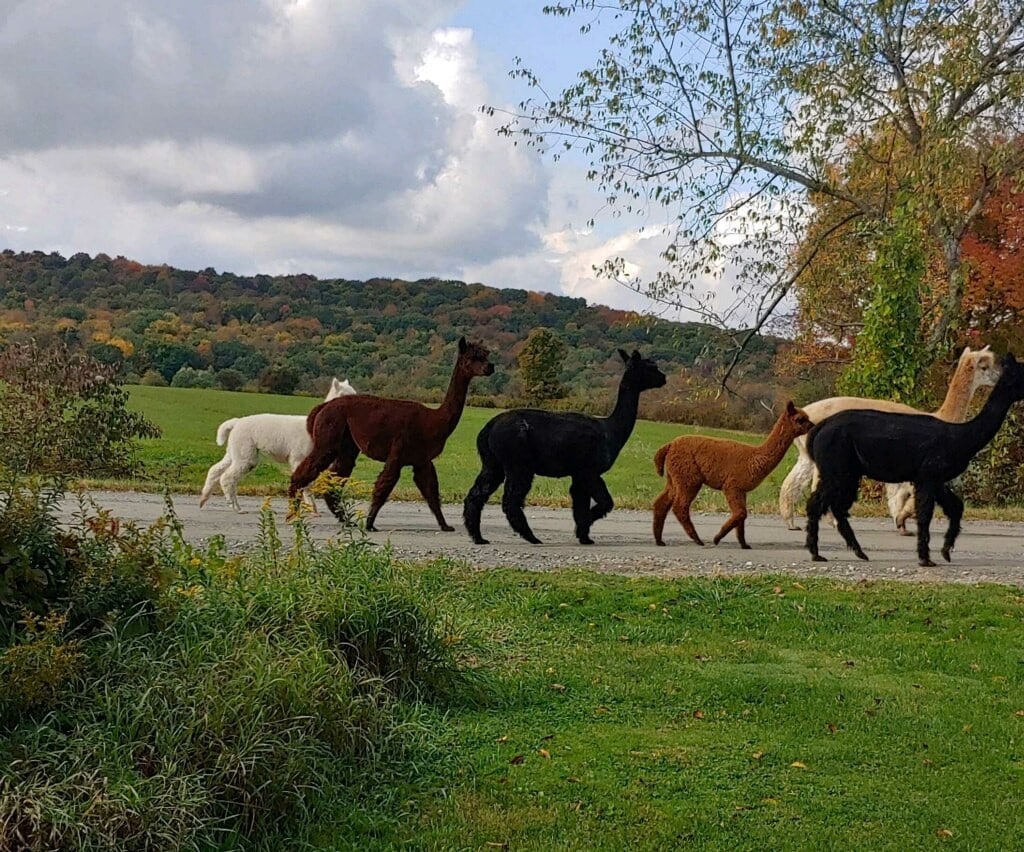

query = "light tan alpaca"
[[778, 345, 999, 532], [654, 402, 814, 548]]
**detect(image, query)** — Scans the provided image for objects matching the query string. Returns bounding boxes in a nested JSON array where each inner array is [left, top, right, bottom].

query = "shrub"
[[0, 503, 483, 849], [0, 340, 160, 479], [216, 368, 245, 391], [170, 365, 216, 388], [139, 369, 168, 386]]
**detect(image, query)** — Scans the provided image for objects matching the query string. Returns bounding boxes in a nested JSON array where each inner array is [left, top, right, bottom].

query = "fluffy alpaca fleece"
[[805, 352, 1024, 567], [463, 350, 667, 546], [199, 377, 355, 512], [289, 338, 495, 532], [653, 401, 814, 548], [778, 345, 998, 532]]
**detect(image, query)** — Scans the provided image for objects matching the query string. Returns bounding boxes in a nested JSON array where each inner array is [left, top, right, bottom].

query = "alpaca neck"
[[959, 379, 1015, 460], [603, 378, 641, 458], [748, 418, 797, 482], [935, 363, 977, 421], [435, 365, 472, 437]]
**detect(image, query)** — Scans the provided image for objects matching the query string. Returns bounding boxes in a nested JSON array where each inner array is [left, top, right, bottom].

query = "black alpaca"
[[463, 349, 666, 545], [805, 352, 1024, 567]]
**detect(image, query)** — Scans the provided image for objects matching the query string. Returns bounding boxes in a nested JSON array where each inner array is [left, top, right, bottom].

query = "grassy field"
[[114, 385, 799, 514], [316, 564, 1024, 849]]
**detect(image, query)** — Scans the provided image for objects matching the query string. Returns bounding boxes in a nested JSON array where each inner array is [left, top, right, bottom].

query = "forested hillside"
[[0, 249, 790, 425]]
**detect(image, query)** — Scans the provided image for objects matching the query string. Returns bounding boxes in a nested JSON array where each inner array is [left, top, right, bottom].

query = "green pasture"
[[116, 385, 797, 514], [320, 566, 1024, 849]]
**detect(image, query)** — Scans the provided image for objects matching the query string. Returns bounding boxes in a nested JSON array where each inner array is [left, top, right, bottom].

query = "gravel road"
[[59, 490, 1024, 587]]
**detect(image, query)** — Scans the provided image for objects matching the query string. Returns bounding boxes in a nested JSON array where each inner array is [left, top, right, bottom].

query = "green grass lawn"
[[112, 385, 798, 513], [316, 565, 1024, 849]]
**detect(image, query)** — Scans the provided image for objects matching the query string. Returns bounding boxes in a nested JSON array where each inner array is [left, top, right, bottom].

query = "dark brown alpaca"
[[652, 402, 814, 548], [289, 337, 494, 531]]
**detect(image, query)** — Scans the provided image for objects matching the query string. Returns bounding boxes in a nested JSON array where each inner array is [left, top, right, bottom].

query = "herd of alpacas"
[[199, 337, 1015, 568]]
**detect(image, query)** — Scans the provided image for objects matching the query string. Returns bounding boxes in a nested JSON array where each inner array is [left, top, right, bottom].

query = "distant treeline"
[[0, 249, 799, 429]]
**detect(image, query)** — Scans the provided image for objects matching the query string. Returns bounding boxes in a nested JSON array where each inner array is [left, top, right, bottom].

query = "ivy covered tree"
[[836, 206, 926, 402], [518, 327, 569, 403]]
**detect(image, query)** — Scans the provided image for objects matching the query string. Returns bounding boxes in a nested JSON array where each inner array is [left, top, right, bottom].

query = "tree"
[[499, 0, 1024, 383], [518, 327, 569, 402], [0, 340, 160, 478]]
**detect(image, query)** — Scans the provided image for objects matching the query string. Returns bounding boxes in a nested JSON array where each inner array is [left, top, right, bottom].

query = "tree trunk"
[[926, 234, 966, 362]]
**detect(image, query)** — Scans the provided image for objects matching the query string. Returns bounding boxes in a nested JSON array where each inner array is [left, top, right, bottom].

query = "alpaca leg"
[[830, 478, 868, 561], [589, 477, 614, 524], [652, 487, 673, 546], [913, 483, 937, 567], [289, 443, 340, 520], [779, 440, 813, 530], [671, 480, 705, 546], [464, 463, 505, 545], [220, 457, 257, 513], [570, 477, 594, 545], [321, 434, 360, 523], [714, 488, 750, 548], [502, 471, 541, 544], [805, 486, 828, 561], [413, 462, 454, 532], [934, 484, 964, 563], [365, 458, 402, 532], [199, 454, 232, 508], [886, 483, 914, 536]]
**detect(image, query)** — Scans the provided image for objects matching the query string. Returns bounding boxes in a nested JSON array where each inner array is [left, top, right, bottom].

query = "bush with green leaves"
[[1, 503, 484, 850], [0, 340, 160, 479]]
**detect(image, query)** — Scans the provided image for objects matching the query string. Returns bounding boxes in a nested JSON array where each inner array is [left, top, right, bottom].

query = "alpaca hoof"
[[712, 537, 721, 546], [440, 524, 455, 532], [471, 537, 489, 545], [811, 554, 828, 562], [525, 536, 542, 545], [366, 523, 378, 532], [655, 540, 665, 547], [695, 539, 705, 547], [740, 543, 752, 550], [786, 524, 802, 532], [941, 547, 952, 562], [854, 550, 869, 561], [579, 537, 594, 545], [919, 558, 936, 567], [897, 526, 913, 537]]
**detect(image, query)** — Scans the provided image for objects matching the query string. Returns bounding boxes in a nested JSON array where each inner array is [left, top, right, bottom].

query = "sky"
[[0, 0, 705, 315]]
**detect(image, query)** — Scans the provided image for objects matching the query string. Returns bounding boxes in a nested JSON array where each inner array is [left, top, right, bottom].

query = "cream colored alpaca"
[[199, 377, 356, 513], [779, 346, 998, 532]]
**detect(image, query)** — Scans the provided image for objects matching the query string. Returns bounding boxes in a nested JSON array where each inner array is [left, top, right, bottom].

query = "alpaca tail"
[[306, 401, 328, 435], [216, 419, 239, 446], [654, 444, 670, 477]]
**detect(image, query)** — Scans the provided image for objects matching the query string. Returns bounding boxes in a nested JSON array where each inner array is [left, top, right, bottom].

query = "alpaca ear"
[[961, 346, 971, 359], [618, 349, 629, 363], [786, 400, 797, 415], [981, 344, 991, 352], [458, 336, 467, 353], [631, 349, 641, 361]]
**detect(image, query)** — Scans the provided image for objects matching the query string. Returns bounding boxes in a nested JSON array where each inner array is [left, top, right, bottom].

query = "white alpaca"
[[779, 346, 998, 532], [199, 377, 357, 513]]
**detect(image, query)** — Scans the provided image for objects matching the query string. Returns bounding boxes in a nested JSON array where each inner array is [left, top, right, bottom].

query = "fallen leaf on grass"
[[772, 586, 784, 596], [751, 751, 764, 760], [485, 842, 509, 850], [790, 761, 808, 770], [539, 748, 551, 759], [541, 733, 554, 740], [963, 724, 973, 733], [566, 776, 580, 783], [594, 705, 611, 714], [936, 828, 954, 838], [827, 723, 838, 734], [692, 709, 705, 719], [496, 735, 508, 743], [1015, 709, 1024, 717], [510, 754, 525, 765], [792, 582, 806, 590], [550, 683, 566, 692]]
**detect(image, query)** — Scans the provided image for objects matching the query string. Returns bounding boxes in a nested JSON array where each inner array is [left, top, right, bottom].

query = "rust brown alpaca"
[[288, 337, 494, 531], [653, 401, 814, 548]]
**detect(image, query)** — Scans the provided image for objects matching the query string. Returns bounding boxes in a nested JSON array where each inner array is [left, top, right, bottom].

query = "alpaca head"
[[457, 336, 496, 378], [996, 352, 1024, 401], [781, 400, 814, 437], [618, 349, 667, 391], [325, 377, 357, 401], [958, 344, 1000, 392]]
